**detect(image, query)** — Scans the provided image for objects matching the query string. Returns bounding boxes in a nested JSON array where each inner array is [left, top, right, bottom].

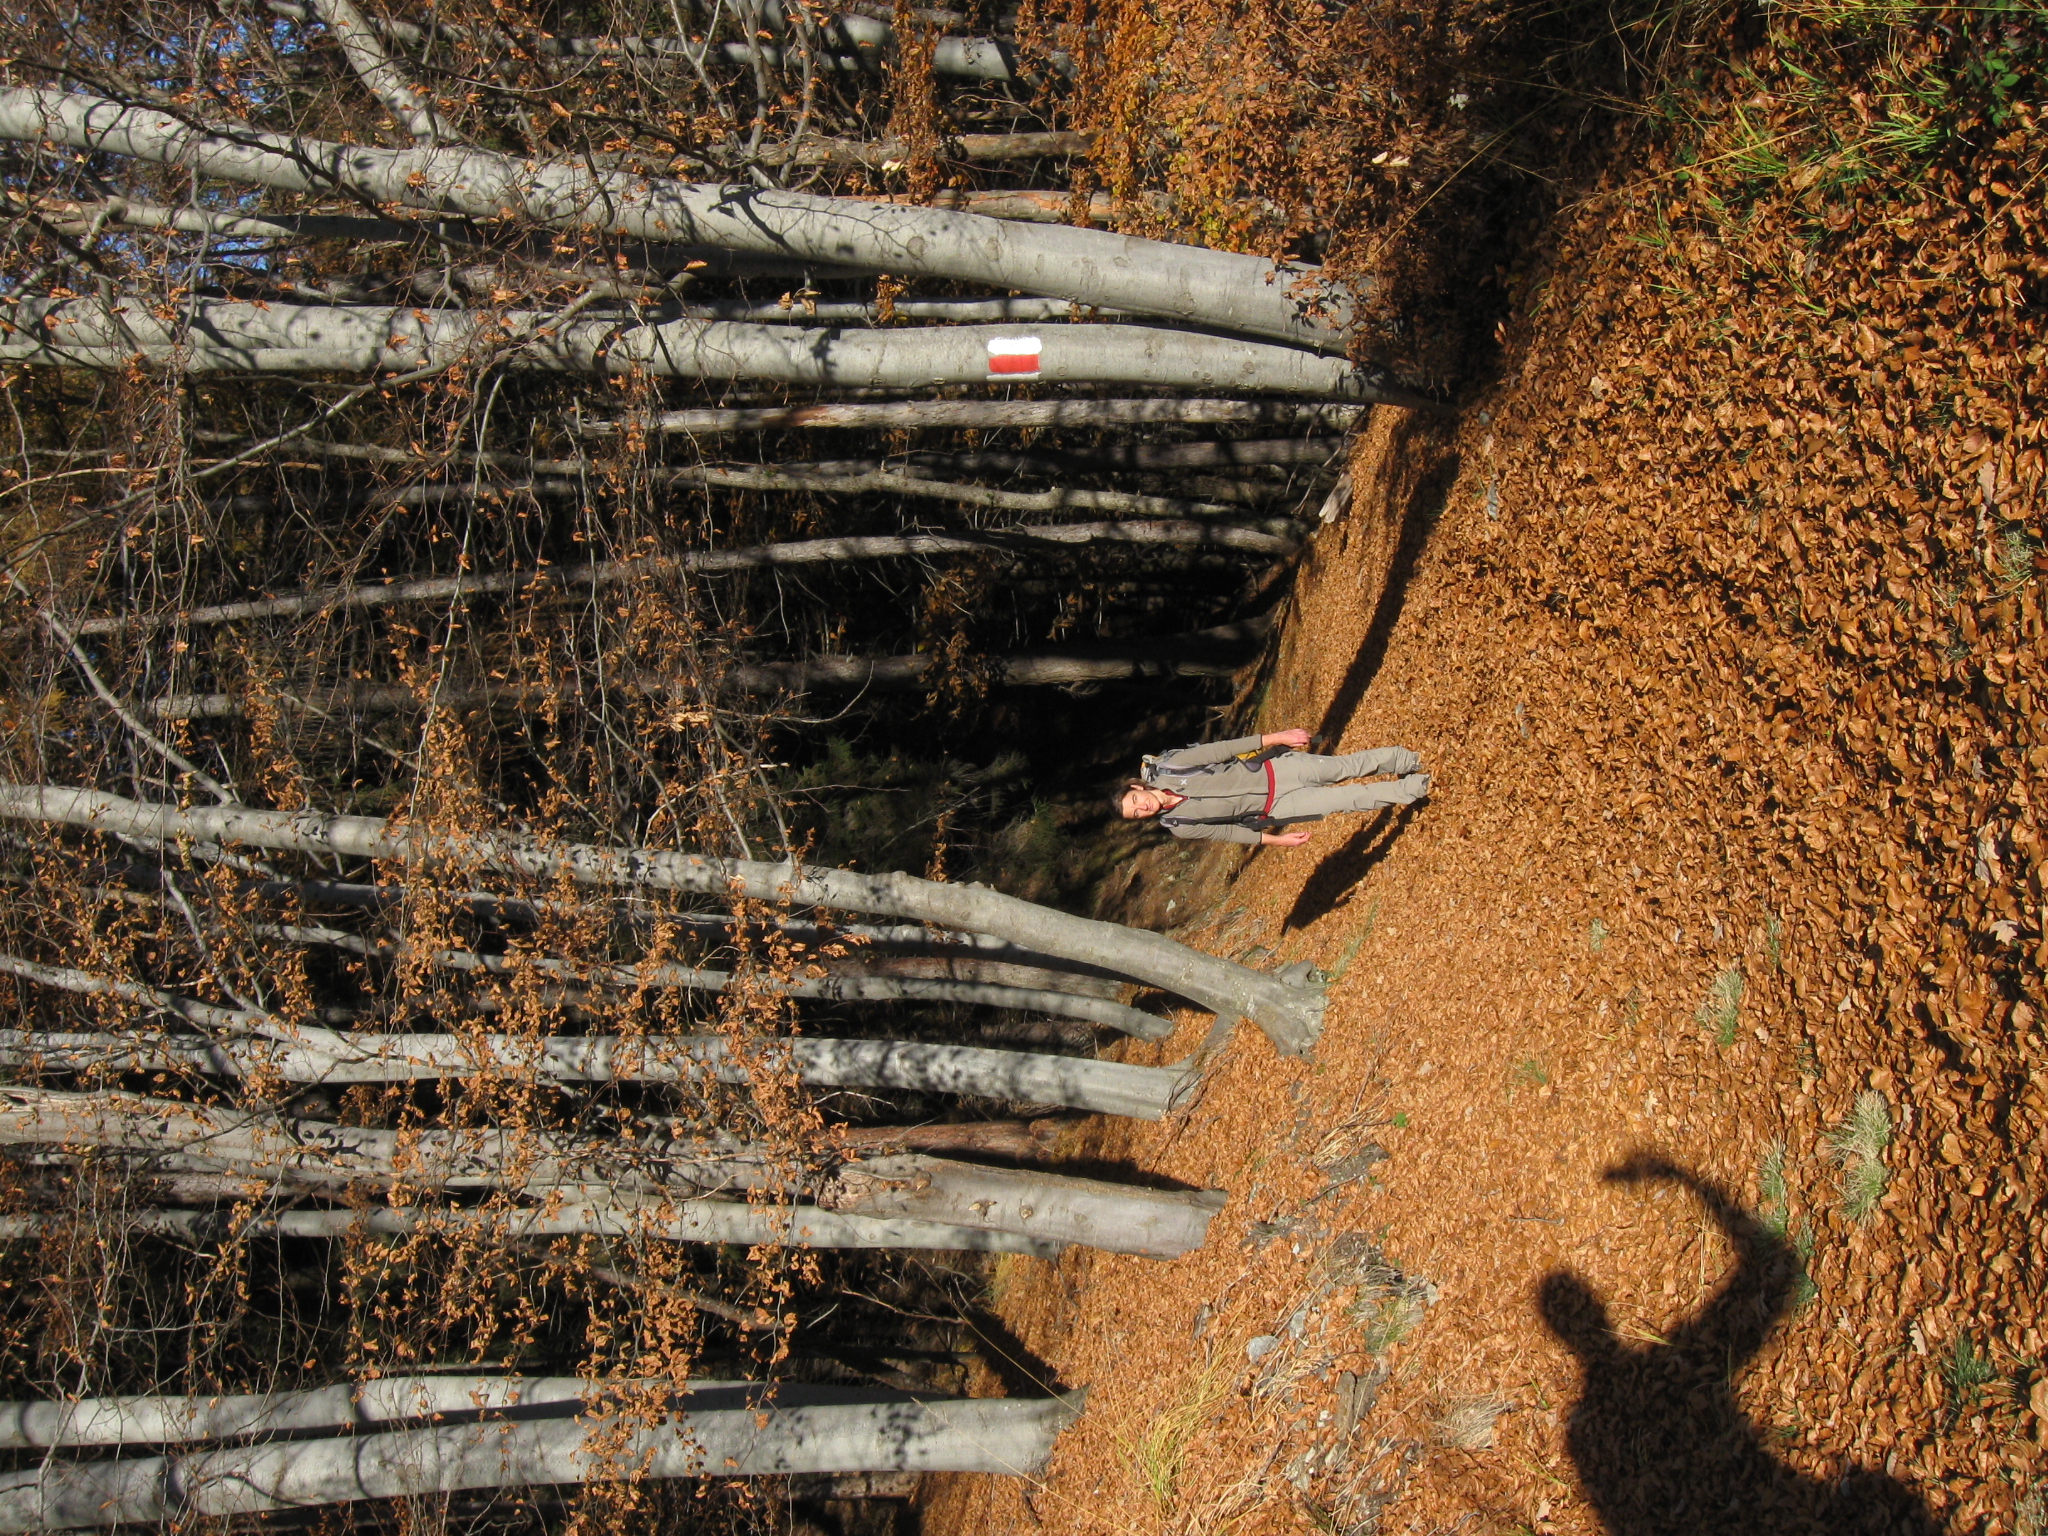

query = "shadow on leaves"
[[1284, 805, 1413, 932], [1538, 1155, 1940, 1536]]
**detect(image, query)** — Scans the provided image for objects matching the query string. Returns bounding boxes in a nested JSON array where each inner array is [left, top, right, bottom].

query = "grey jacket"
[[1142, 736, 1278, 845]]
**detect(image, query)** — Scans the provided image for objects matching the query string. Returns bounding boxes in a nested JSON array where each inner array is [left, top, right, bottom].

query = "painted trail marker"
[[986, 336, 1043, 377]]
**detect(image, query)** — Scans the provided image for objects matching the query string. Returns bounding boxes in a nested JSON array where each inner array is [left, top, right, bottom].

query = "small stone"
[[1247, 1334, 1280, 1362]]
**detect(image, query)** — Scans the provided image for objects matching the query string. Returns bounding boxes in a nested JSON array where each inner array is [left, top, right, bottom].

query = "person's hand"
[[1261, 828, 1312, 847], [1261, 728, 1312, 750]]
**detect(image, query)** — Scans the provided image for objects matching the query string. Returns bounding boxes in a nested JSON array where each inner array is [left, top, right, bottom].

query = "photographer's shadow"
[[1538, 1157, 1941, 1535]]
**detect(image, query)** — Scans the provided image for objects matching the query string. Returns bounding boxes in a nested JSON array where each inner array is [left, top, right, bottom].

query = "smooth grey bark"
[[760, 131, 1091, 166], [0, 1377, 606, 1448], [311, 938, 1174, 1037], [0, 1030, 1186, 1116], [267, 0, 1072, 81], [721, 615, 1269, 693], [858, 189, 1115, 224], [825, 1155, 1222, 1256], [0, 87, 1354, 347], [614, 397, 1371, 434], [70, 519, 1291, 639], [23, 195, 422, 245], [190, 428, 1338, 472], [0, 1387, 1082, 1527], [634, 466, 1253, 518], [872, 438, 1344, 472], [306, 0, 456, 143], [144, 621, 1266, 717], [0, 1199, 1063, 1254], [28, 197, 1094, 256], [363, 470, 1246, 520], [209, 880, 1132, 990], [0, 1087, 685, 1195], [0, 1088, 1213, 1252], [0, 952, 348, 1055], [0, 786, 1321, 1051], [0, 299, 1371, 397], [668, 296, 1109, 322], [17, 905, 1166, 1035], [20, 198, 873, 286]]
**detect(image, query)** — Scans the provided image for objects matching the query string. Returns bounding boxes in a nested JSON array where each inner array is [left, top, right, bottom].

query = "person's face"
[[1120, 787, 1167, 819]]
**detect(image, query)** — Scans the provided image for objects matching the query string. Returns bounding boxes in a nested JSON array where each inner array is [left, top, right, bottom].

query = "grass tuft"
[[1356, 1292, 1428, 1355], [1827, 1090, 1891, 1220], [1999, 525, 2040, 592], [1940, 1333, 1997, 1418], [1589, 917, 1610, 954], [1696, 967, 1745, 1047], [1759, 1139, 1789, 1211], [1120, 1365, 1228, 1515], [1756, 1140, 1819, 1310], [1828, 1090, 1891, 1163], [1432, 1394, 1511, 1450]]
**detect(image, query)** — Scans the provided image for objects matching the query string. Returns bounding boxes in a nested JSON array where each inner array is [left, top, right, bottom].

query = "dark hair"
[[1110, 781, 1149, 816]]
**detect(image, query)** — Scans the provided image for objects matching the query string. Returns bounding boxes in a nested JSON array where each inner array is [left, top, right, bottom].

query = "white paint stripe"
[[986, 336, 1043, 357]]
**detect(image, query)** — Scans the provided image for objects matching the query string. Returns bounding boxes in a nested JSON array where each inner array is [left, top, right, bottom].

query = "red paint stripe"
[[988, 353, 1040, 375]]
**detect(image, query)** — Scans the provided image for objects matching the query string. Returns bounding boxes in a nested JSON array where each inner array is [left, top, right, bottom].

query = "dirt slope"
[[923, 28, 2046, 1533]]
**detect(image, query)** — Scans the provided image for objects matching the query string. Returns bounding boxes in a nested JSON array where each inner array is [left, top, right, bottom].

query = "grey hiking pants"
[[1267, 746, 1426, 826]]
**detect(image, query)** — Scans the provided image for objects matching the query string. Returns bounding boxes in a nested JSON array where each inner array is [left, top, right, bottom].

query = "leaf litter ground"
[[923, 18, 2047, 1536]]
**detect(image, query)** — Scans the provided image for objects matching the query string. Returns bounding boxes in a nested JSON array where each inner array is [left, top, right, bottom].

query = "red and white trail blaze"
[[986, 335, 1043, 376]]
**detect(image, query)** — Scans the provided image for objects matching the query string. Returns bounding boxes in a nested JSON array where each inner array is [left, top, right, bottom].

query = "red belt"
[[1261, 760, 1277, 819]]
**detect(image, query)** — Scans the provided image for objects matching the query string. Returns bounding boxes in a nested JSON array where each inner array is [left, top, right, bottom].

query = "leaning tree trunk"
[[0, 1377, 608, 1447], [0, 1385, 1084, 1529], [0, 1088, 1221, 1254], [0, 1198, 1065, 1255], [143, 618, 1271, 720], [270, 0, 1078, 83], [22, 1174, 1214, 1256], [0, 1027, 1191, 1118], [0, 86, 1354, 347], [0, 299, 1373, 397], [369, 470, 1255, 522], [0, 787, 1323, 1051]]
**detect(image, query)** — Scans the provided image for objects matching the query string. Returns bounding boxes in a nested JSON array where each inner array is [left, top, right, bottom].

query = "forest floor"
[[923, 19, 2047, 1536]]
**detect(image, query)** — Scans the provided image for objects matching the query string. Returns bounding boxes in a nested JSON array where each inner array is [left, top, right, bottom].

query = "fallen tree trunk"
[[0, 87, 1354, 347], [605, 398, 1371, 434], [0, 1029, 1187, 1117], [0, 1385, 1083, 1528], [0, 299, 1373, 397], [0, 786, 1323, 1051]]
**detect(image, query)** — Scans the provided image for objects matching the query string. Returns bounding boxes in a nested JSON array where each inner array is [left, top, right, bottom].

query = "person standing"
[[1115, 728, 1429, 846]]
